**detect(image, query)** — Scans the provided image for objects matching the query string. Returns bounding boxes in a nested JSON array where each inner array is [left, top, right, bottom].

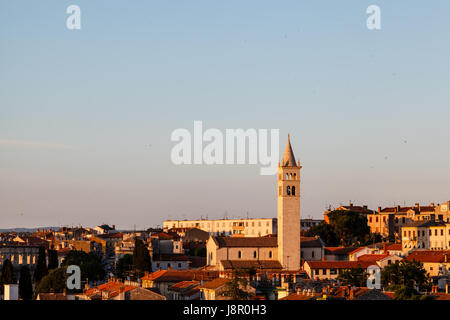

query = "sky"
[[1, 1, 450, 229]]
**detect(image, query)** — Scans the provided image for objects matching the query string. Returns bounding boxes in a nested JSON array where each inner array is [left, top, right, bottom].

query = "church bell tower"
[[277, 134, 301, 271]]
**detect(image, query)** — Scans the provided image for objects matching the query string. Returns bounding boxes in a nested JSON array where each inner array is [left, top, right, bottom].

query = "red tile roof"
[[325, 247, 359, 255], [201, 278, 230, 290], [406, 250, 450, 263], [306, 260, 376, 269], [220, 260, 283, 270], [357, 254, 390, 261], [386, 244, 402, 251]]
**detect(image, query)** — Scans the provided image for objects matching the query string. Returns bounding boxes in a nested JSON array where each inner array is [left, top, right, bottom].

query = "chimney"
[[383, 243, 388, 255], [378, 207, 382, 213]]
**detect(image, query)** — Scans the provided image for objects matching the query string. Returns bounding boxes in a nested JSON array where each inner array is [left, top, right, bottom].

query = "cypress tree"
[[34, 246, 48, 283], [48, 248, 59, 270], [19, 265, 33, 300], [0, 259, 16, 295], [132, 239, 152, 277]]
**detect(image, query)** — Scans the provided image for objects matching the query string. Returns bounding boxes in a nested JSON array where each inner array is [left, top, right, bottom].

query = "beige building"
[[205, 135, 302, 271], [401, 221, 450, 254], [163, 218, 276, 237]]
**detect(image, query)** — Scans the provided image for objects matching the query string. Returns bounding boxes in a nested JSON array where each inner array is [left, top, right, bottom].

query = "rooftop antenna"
[[246, 211, 249, 219]]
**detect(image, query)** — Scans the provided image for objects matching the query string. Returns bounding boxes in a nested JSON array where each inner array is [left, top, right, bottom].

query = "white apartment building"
[[164, 218, 277, 237]]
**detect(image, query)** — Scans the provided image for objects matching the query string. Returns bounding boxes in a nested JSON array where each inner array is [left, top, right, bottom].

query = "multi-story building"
[[300, 219, 323, 232], [401, 221, 450, 253], [0, 243, 41, 275], [368, 203, 438, 240], [164, 218, 277, 237]]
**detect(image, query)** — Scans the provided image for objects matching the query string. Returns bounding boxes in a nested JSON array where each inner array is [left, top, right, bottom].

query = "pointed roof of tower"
[[281, 134, 297, 167]]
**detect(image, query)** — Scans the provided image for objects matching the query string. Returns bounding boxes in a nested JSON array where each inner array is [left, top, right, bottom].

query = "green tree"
[[221, 269, 254, 300], [0, 259, 16, 295], [62, 250, 105, 283], [19, 265, 33, 300], [337, 265, 367, 287], [381, 260, 431, 292], [48, 248, 59, 270], [34, 246, 48, 283], [304, 222, 340, 246], [133, 239, 152, 278], [328, 210, 370, 246], [116, 254, 133, 280], [35, 267, 68, 296]]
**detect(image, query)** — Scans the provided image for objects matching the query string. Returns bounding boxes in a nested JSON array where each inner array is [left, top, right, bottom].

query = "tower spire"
[[281, 134, 297, 167]]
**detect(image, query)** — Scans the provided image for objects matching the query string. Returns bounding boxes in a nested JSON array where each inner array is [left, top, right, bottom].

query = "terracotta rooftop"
[[385, 243, 402, 251], [212, 236, 278, 248], [220, 260, 283, 270], [357, 254, 390, 262], [306, 260, 376, 269], [201, 277, 230, 290], [406, 250, 450, 263], [325, 247, 358, 255]]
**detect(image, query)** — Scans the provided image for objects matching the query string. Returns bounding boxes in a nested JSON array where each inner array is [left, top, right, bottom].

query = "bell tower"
[[277, 134, 301, 271]]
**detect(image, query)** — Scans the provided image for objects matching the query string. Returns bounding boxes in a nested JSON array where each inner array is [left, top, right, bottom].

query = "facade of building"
[[163, 218, 277, 237], [401, 221, 450, 253]]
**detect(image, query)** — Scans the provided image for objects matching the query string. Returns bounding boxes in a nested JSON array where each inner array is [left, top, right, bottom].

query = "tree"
[[304, 222, 340, 246], [48, 248, 59, 271], [221, 269, 254, 300], [328, 210, 370, 246], [62, 250, 105, 283], [337, 265, 367, 287], [133, 239, 152, 278], [0, 259, 16, 295], [381, 260, 431, 292], [19, 265, 33, 300], [35, 267, 68, 296], [116, 254, 133, 280], [34, 246, 48, 283]]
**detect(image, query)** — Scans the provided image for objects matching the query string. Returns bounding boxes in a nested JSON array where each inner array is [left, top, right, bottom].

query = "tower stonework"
[[277, 135, 301, 271]]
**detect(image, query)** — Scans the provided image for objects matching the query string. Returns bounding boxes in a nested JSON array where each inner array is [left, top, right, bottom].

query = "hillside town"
[[1, 136, 450, 301]]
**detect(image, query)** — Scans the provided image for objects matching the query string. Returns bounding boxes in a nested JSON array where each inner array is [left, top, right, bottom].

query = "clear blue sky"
[[1, 1, 450, 229]]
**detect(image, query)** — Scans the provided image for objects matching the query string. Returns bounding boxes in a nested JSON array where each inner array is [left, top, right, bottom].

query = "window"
[[435, 230, 438, 236], [441, 229, 444, 236], [330, 269, 337, 275], [292, 186, 296, 196], [178, 263, 182, 268], [429, 230, 432, 236], [287, 186, 291, 196], [167, 263, 171, 268], [369, 217, 372, 223], [269, 251, 272, 258], [376, 217, 378, 223], [312, 251, 315, 258], [238, 251, 242, 259], [253, 251, 257, 258]]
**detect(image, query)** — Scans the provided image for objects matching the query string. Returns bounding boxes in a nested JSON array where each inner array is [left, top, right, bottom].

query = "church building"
[[206, 135, 302, 271]]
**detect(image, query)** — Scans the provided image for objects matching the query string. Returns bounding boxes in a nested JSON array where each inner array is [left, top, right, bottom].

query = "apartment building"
[[164, 218, 277, 237], [401, 221, 450, 253]]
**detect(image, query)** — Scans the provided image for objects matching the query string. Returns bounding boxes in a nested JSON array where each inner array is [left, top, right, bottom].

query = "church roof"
[[220, 260, 283, 270], [281, 134, 297, 167], [212, 236, 278, 248]]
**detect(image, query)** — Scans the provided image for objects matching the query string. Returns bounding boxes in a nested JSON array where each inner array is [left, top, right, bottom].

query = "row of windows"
[[403, 229, 450, 237], [280, 173, 297, 181], [279, 186, 296, 196], [237, 250, 273, 259], [174, 220, 271, 229]]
